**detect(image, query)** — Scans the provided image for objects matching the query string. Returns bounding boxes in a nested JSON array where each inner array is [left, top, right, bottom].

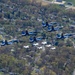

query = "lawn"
[[0, 72, 4, 75], [0, 72, 10, 75]]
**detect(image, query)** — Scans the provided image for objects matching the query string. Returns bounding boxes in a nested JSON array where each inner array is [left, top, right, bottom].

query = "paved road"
[[42, 0, 75, 9]]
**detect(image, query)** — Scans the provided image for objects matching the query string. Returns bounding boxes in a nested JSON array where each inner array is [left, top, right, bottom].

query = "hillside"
[[0, 0, 75, 75]]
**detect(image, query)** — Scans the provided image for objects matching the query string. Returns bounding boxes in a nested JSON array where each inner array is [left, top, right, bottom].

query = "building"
[[56, 0, 62, 2]]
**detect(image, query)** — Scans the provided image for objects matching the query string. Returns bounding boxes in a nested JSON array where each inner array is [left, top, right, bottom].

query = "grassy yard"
[[0, 72, 10, 75], [0, 72, 4, 75]]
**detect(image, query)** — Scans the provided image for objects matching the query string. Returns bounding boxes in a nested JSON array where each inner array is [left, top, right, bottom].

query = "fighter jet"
[[29, 36, 43, 43], [56, 33, 72, 39], [21, 30, 37, 36]]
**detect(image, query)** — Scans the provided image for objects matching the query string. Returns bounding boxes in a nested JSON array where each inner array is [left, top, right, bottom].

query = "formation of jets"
[[42, 21, 75, 39], [42, 21, 63, 32], [18, 21, 75, 45], [1, 20, 75, 47]]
